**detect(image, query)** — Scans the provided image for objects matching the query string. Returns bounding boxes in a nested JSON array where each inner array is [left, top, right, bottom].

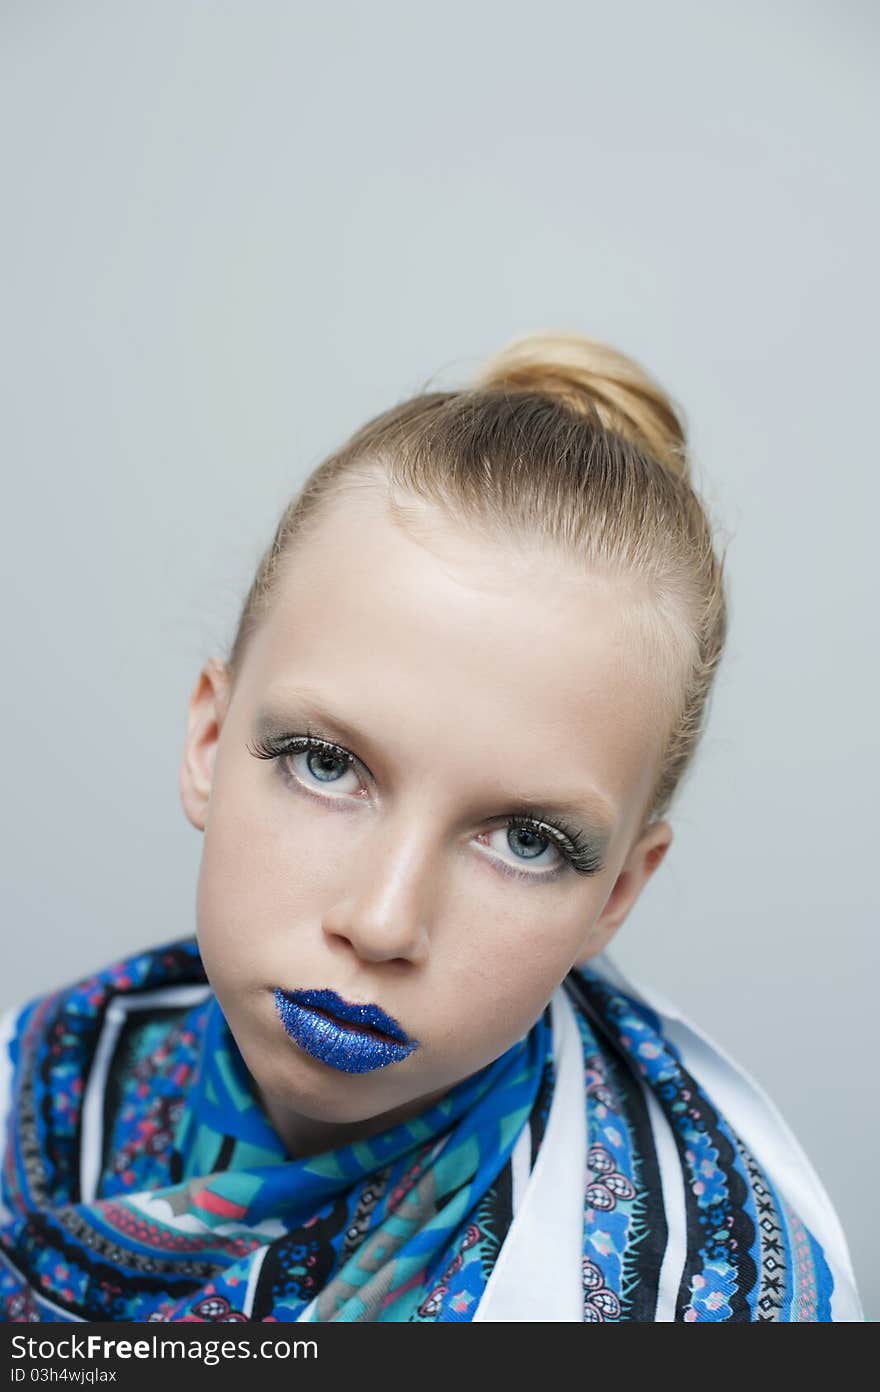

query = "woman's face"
[[180, 487, 674, 1154]]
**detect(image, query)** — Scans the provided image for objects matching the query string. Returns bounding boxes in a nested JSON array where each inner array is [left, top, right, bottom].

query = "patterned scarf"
[[0, 936, 837, 1321]]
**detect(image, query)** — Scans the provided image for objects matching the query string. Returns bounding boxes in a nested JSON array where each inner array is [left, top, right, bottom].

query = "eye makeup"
[[487, 809, 605, 876], [247, 715, 610, 879]]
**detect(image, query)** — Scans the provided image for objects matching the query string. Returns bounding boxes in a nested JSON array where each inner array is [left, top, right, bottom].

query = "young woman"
[[0, 332, 864, 1322]]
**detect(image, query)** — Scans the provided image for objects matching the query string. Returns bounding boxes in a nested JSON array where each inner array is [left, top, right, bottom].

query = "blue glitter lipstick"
[[273, 987, 419, 1073]]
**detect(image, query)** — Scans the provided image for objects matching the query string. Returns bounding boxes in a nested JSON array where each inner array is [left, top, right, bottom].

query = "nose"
[[321, 824, 434, 966]]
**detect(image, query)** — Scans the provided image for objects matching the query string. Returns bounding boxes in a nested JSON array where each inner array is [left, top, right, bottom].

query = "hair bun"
[[472, 329, 689, 479]]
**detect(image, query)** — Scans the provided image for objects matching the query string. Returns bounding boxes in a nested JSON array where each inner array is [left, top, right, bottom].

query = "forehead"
[[240, 489, 672, 825]]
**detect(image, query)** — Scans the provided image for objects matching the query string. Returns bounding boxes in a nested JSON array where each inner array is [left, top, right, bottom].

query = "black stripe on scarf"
[[601, 1040, 671, 1320], [0, 1206, 217, 1321], [563, 969, 669, 1321], [566, 967, 758, 1321], [671, 1076, 758, 1321]]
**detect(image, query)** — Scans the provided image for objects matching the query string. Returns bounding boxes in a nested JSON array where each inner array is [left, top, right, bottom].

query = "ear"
[[179, 657, 233, 832], [576, 819, 674, 962]]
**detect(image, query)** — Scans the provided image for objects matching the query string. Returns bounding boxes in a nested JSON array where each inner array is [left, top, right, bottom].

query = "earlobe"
[[178, 658, 232, 833]]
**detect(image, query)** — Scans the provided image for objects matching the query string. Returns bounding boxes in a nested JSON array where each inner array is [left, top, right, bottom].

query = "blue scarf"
[[0, 936, 836, 1320]]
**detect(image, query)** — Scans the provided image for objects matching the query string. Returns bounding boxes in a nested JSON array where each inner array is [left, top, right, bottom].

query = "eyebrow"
[[253, 692, 617, 845]]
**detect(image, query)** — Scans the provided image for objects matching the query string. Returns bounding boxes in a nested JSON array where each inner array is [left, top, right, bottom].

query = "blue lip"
[[287, 988, 412, 1042], [273, 988, 419, 1074]]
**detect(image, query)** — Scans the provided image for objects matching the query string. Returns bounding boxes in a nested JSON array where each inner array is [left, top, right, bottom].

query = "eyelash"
[[246, 728, 605, 879]]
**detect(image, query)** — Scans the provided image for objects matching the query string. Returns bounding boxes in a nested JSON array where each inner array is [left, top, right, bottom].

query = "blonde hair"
[[226, 329, 729, 840]]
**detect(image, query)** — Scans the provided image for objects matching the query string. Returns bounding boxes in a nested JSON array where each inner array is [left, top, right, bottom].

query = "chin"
[[249, 1019, 414, 1108], [258, 1050, 418, 1125]]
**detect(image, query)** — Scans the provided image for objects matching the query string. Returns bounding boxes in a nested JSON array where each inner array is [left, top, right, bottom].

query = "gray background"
[[1, 1, 876, 1317]]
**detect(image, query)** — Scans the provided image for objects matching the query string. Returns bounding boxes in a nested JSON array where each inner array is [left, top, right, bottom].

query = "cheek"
[[197, 768, 329, 937], [197, 805, 269, 938], [440, 906, 595, 1040]]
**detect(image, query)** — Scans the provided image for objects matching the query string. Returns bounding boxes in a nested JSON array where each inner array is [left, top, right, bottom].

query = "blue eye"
[[246, 730, 605, 878], [249, 733, 364, 799], [298, 743, 358, 788], [507, 822, 552, 860], [507, 821, 562, 864], [476, 820, 567, 880], [479, 815, 603, 878]]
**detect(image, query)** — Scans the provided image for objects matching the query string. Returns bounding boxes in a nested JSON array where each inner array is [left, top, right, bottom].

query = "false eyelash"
[[247, 729, 354, 766], [247, 730, 605, 877], [504, 813, 605, 876]]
